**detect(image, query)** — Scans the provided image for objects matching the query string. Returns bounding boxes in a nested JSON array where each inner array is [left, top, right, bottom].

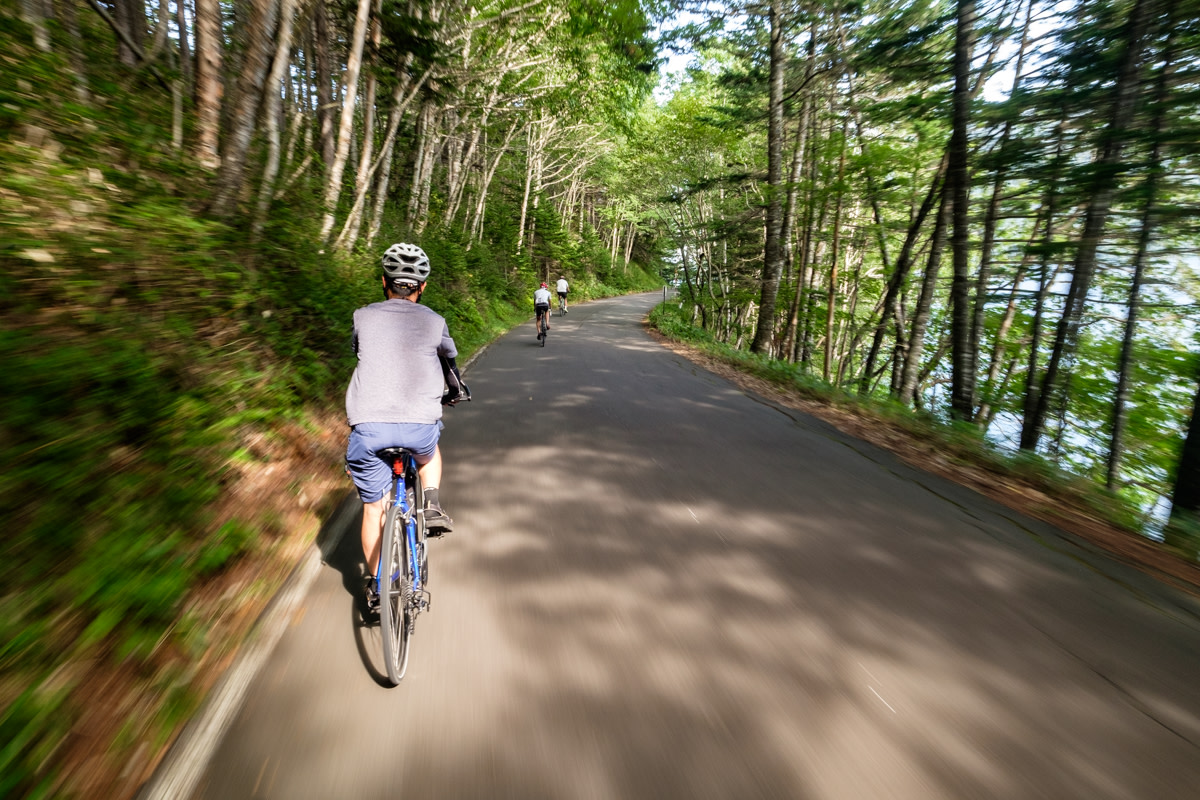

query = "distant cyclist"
[[345, 243, 467, 610], [556, 276, 569, 313], [534, 281, 552, 340]]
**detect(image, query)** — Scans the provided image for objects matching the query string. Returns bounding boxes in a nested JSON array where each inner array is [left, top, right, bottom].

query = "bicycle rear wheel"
[[540, 319, 547, 346], [379, 493, 413, 684]]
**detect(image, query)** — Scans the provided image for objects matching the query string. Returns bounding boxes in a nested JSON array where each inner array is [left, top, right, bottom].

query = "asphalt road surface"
[[189, 291, 1200, 799]]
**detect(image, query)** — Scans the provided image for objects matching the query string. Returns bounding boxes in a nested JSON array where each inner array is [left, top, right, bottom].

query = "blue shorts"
[[346, 422, 442, 503]]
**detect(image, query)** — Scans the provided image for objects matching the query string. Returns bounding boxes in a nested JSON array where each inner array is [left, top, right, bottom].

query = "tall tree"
[[1167, 363, 1200, 558], [750, 0, 787, 355], [319, 0, 373, 242], [210, 0, 281, 216], [947, 0, 977, 420], [1020, 0, 1158, 450], [1107, 21, 1177, 490], [192, 0, 223, 169]]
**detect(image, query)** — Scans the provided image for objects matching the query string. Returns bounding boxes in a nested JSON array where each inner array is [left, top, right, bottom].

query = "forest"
[[648, 0, 1200, 550], [1, 0, 1199, 796]]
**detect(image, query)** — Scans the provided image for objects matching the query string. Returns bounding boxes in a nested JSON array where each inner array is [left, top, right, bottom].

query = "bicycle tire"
[[379, 489, 413, 684], [540, 323, 546, 346]]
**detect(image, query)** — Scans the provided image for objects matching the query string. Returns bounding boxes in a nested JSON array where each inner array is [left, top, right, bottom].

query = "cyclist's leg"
[[416, 444, 442, 490], [416, 445, 451, 532], [347, 426, 393, 574], [389, 424, 451, 532], [361, 497, 386, 575]]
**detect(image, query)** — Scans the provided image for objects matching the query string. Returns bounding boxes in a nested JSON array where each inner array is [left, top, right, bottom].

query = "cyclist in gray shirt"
[[345, 243, 467, 610]]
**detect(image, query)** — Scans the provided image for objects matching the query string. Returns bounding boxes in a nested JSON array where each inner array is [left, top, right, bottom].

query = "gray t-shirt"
[[345, 298, 458, 426]]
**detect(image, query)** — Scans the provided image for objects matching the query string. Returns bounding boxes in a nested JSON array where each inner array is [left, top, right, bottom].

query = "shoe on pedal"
[[424, 503, 453, 536], [364, 575, 380, 613]]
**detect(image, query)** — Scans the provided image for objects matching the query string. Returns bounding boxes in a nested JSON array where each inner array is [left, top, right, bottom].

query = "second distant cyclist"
[[556, 276, 569, 313], [534, 282, 552, 340]]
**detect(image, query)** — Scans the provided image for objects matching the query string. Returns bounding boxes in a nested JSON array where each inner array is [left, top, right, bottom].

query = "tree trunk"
[[970, 0, 1033, 420], [948, 0, 977, 420], [860, 158, 946, 394], [357, 77, 430, 245], [469, 120, 520, 243], [823, 120, 848, 383], [975, 251, 1031, 426], [112, 0, 144, 67], [59, 0, 91, 102], [367, 135, 398, 248], [1021, 0, 1155, 451], [897, 190, 951, 405], [337, 0, 383, 248], [177, 0, 192, 87], [411, 109, 446, 235], [313, 0, 335, 172], [334, 0, 386, 250], [149, 0, 170, 61], [444, 118, 484, 227], [1107, 21, 1175, 491], [1019, 217, 1066, 445], [1167, 365, 1200, 558], [252, 0, 301, 238], [319, 0, 372, 242], [193, 0, 223, 169], [798, 121, 833, 367], [836, 238, 863, 385], [209, 0, 280, 216], [750, 0, 786, 356]]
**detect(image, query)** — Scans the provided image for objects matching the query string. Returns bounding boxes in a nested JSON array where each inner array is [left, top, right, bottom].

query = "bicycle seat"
[[377, 447, 414, 461]]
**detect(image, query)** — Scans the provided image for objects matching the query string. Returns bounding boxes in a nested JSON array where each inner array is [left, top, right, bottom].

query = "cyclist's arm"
[[440, 355, 468, 403]]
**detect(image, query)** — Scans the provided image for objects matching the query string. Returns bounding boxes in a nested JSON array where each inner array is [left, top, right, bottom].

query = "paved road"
[[190, 292, 1200, 799]]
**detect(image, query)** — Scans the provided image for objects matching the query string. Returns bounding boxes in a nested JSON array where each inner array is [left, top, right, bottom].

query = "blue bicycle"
[[375, 446, 428, 684]]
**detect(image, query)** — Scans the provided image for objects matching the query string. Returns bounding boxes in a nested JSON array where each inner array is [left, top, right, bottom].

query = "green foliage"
[[649, 301, 715, 343], [1164, 509, 1200, 561]]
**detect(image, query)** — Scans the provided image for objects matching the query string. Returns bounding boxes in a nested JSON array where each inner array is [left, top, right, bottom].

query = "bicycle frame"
[[380, 453, 422, 597]]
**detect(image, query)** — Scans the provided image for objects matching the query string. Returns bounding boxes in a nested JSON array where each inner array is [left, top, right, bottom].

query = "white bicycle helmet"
[[382, 242, 431, 283]]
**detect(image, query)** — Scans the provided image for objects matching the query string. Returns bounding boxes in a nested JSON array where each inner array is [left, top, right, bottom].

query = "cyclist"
[[555, 276, 569, 313], [534, 281, 553, 340], [345, 243, 467, 610]]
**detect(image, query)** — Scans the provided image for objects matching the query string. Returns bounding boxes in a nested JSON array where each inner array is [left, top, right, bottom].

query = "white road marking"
[[869, 686, 897, 714]]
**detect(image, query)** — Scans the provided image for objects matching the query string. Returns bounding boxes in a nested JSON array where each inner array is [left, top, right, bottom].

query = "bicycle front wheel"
[[379, 496, 413, 684]]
